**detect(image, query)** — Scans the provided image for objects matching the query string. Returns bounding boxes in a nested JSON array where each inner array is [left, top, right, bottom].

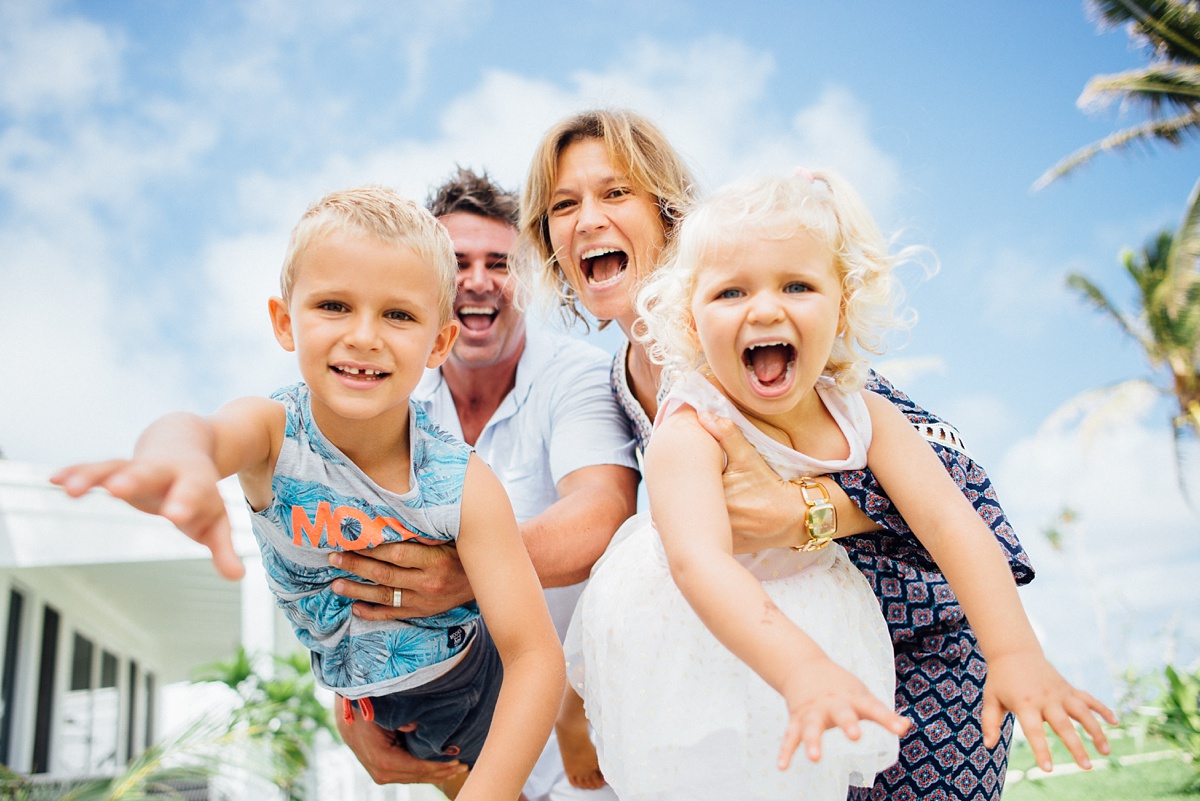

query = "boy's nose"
[[345, 315, 382, 349]]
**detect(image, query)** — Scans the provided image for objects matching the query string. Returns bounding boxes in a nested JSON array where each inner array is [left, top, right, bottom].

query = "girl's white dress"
[[566, 372, 898, 800]]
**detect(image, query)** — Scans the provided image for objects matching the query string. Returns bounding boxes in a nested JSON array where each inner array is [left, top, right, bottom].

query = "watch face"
[[808, 503, 836, 540]]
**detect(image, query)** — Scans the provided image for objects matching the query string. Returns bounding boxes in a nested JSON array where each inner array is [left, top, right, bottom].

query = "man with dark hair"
[[333, 168, 638, 800]]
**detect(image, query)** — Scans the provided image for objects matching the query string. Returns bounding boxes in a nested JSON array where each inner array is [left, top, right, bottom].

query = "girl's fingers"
[[802, 718, 825, 763], [777, 716, 804, 770], [1069, 693, 1114, 756], [1044, 708, 1092, 770], [832, 707, 862, 742], [980, 696, 1003, 749], [1018, 712, 1054, 772]]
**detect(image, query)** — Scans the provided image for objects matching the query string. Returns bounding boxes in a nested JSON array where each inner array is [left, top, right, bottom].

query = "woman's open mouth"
[[742, 342, 796, 396], [581, 247, 628, 286]]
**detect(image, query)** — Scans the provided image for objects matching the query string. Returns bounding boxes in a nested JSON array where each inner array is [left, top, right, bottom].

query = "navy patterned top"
[[833, 372, 1034, 646]]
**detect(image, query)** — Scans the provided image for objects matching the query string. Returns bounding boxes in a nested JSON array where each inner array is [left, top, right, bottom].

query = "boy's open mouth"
[[742, 342, 796, 393], [457, 304, 498, 332], [332, 365, 389, 380], [581, 247, 628, 285]]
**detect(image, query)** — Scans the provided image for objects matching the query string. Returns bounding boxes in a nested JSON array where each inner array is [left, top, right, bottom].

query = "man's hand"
[[51, 458, 244, 580], [329, 541, 473, 620], [337, 697, 467, 784], [695, 410, 877, 551]]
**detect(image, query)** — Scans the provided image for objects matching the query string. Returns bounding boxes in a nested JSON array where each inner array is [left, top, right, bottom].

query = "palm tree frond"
[[1079, 65, 1200, 114], [1165, 175, 1200, 315], [1089, 0, 1200, 63], [1067, 272, 1150, 347], [1033, 110, 1200, 188]]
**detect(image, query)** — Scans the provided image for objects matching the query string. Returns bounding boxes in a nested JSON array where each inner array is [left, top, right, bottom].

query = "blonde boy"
[[53, 186, 565, 800]]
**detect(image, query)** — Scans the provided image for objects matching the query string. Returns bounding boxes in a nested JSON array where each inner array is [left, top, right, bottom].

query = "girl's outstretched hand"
[[982, 652, 1117, 772], [777, 657, 910, 770]]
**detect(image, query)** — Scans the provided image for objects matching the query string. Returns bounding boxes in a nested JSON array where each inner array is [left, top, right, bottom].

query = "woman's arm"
[[694, 409, 877, 552], [454, 455, 565, 799], [649, 409, 906, 766], [862, 392, 1115, 771]]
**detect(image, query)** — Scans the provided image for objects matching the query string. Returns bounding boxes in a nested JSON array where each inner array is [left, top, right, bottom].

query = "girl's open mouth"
[[742, 342, 796, 395]]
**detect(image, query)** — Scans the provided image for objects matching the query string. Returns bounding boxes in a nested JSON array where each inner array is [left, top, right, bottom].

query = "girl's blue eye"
[[717, 288, 742, 299], [784, 282, 811, 294]]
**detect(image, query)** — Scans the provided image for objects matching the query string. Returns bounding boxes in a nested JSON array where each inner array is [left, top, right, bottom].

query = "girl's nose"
[[746, 291, 784, 323]]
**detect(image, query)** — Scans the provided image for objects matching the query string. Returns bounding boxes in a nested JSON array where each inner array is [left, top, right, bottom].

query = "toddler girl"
[[566, 171, 1114, 800]]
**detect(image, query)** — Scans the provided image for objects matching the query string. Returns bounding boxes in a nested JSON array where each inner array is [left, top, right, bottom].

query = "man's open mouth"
[[581, 247, 628, 285], [742, 342, 796, 392], [457, 304, 498, 332]]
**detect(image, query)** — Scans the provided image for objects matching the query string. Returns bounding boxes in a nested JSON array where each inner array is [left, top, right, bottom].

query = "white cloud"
[[996, 415, 1200, 701], [977, 247, 1074, 339], [0, 0, 123, 116]]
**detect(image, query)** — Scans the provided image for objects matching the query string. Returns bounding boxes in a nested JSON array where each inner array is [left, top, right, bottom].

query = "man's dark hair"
[[426, 167, 519, 227]]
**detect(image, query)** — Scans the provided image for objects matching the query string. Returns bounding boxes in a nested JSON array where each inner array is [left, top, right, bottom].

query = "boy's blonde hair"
[[281, 185, 458, 323], [636, 170, 916, 392], [517, 108, 698, 328]]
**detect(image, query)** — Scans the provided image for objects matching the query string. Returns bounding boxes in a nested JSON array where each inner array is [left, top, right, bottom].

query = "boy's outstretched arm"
[[862, 392, 1117, 772], [50, 398, 283, 581], [453, 454, 565, 800], [648, 409, 909, 769]]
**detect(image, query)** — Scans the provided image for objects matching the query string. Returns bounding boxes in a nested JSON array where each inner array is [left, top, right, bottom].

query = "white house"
[[0, 459, 436, 800]]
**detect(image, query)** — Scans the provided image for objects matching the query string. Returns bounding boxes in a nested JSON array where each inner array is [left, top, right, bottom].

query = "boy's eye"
[[385, 310, 413, 321], [318, 301, 348, 312]]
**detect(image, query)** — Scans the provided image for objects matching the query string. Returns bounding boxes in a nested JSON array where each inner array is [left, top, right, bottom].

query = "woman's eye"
[[550, 199, 576, 213], [607, 187, 631, 199]]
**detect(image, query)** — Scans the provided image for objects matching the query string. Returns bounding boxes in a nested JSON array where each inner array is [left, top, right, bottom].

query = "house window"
[[125, 661, 139, 762], [59, 633, 121, 775], [0, 588, 24, 765], [31, 605, 59, 774]]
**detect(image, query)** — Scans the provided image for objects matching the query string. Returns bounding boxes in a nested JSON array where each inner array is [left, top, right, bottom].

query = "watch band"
[[789, 477, 837, 552]]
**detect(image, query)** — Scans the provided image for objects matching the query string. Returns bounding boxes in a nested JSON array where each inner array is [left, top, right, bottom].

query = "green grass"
[[1003, 731, 1199, 799]]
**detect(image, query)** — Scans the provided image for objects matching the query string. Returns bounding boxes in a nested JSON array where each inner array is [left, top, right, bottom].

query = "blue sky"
[[2, 0, 1197, 700]]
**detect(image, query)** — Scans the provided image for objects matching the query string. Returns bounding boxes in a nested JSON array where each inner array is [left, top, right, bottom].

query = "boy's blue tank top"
[[249, 382, 477, 698]]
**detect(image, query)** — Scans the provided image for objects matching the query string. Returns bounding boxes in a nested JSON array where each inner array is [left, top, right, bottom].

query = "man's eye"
[[457, 261, 470, 271], [489, 260, 508, 271]]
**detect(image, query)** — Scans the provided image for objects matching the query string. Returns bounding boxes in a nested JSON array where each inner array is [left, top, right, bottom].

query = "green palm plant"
[[1035, 0, 1200, 189], [1065, 175, 1200, 490]]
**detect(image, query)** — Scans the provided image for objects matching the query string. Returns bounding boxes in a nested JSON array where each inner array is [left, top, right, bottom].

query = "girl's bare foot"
[[556, 721, 605, 790]]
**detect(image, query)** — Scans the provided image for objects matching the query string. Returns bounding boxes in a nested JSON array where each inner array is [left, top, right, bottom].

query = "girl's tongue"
[[746, 344, 791, 385]]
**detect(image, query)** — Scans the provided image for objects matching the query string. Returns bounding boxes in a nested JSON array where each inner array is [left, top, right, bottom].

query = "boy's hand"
[[52, 458, 244, 580], [982, 652, 1117, 772], [777, 657, 910, 770]]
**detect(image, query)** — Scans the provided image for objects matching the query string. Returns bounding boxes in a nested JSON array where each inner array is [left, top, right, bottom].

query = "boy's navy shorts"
[[350, 622, 503, 766]]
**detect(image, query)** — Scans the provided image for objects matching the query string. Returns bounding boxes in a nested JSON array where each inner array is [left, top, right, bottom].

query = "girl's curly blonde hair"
[[635, 170, 918, 393]]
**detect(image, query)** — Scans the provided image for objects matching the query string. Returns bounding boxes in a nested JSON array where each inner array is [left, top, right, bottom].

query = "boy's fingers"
[[199, 518, 244, 581], [52, 460, 128, 496]]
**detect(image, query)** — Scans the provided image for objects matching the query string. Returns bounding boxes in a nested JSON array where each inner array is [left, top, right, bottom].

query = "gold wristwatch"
[[789, 477, 836, 552]]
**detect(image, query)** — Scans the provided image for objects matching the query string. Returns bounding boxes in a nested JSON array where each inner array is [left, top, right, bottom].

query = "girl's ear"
[[269, 297, 296, 352], [425, 320, 460, 369]]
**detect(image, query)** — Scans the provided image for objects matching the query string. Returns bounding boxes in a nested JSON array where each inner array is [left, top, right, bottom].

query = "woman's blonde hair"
[[636, 170, 918, 392], [517, 108, 698, 328]]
